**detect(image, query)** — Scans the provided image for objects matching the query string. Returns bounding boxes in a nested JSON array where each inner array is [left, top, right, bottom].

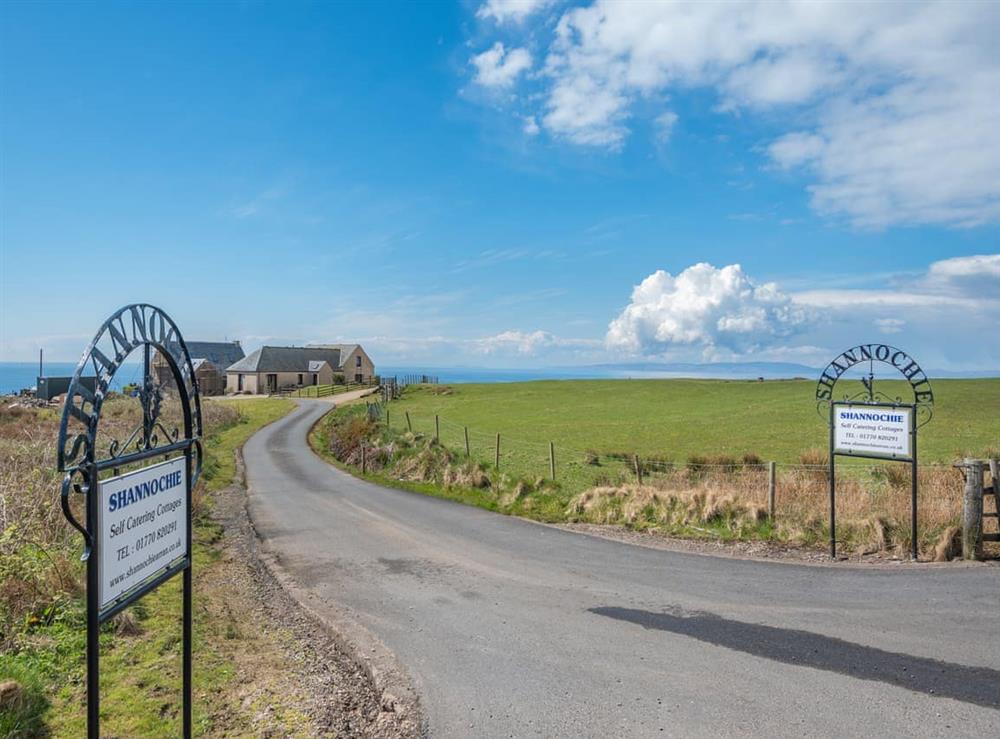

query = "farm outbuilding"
[[153, 340, 245, 396]]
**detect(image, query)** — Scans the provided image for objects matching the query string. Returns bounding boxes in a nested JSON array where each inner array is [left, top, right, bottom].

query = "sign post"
[[815, 344, 932, 561], [57, 304, 202, 739]]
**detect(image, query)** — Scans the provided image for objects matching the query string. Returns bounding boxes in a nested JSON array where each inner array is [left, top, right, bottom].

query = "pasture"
[[386, 377, 999, 473]]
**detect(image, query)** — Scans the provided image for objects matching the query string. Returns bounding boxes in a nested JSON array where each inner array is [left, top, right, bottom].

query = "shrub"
[[799, 448, 828, 467]]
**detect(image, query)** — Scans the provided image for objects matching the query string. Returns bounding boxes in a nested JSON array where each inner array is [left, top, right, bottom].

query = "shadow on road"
[[590, 606, 1000, 709]]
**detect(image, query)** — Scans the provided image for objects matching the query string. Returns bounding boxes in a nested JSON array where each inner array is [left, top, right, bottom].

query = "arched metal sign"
[[814, 342, 934, 426], [817, 343, 933, 562], [57, 303, 202, 738]]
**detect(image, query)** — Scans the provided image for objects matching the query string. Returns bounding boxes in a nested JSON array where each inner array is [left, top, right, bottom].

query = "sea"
[[4, 361, 992, 395], [0, 362, 143, 395], [1, 361, 739, 395], [0, 362, 630, 394]]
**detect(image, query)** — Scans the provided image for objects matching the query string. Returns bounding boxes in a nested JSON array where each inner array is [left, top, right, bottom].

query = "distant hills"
[[588, 361, 817, 379], [584, 361, 998, 380]]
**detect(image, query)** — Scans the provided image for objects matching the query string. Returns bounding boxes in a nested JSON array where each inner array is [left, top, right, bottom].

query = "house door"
[[266, 374, 278, 393], [312, 373, 318, 385]]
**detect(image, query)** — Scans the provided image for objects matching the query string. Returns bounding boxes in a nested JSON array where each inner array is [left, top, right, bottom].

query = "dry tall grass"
[[0, 397, 238, 644], [567, 454, 968, 554]]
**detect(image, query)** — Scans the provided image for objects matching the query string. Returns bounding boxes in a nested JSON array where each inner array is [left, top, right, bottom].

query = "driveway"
[[244, 400, 1000, 737]]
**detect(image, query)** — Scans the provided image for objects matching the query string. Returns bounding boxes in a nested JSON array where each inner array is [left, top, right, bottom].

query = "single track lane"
[[244, 400, 1000, 737]]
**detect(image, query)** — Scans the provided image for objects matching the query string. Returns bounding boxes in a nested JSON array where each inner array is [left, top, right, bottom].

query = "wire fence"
[[275, 379, 378, 398], [377, 406, 975, 531]]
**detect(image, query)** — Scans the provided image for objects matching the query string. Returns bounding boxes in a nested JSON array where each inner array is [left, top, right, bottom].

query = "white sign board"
[[833, 404, 912, 460], [98, 457, 187, 611]]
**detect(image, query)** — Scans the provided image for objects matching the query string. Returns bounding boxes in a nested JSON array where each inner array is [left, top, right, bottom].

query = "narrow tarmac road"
[[244, 400, 1000, 737]]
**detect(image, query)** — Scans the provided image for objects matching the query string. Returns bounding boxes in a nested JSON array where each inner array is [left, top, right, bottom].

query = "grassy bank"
[[1, 397, 296, 737], [311, 379, 999, 557]]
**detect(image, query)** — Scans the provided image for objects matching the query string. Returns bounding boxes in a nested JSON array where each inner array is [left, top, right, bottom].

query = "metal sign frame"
[[817, 344, 932, 562], [829, 401, 918, 561], [57, 304, 202, 739]]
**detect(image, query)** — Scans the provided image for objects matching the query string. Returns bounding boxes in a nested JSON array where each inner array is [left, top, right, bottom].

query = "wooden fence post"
[[385, 409, 390, 429], [549, 441, 556, 481], [495, 433, 501, 469], [435, 414, 440, 443], [464, 426, 470, 456], [961, 458, 984, 560], [405, 411, 412, 432], [634, 455, 643, 485], [768, 461, 776, 520], [362, 444, 367, 475]]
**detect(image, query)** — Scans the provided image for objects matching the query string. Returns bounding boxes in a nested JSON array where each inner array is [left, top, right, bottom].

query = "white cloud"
[[471, 42, 532, 88], [922, 253, 1000, 295], [768, 132, 825, 169], [797, 253, 1000, 309], [474, 1, 1000, 227], [654, 110, 678, 142], [523, 115, 540, 135], [606, 263, 810, 356], [477, 0, 554, 24], [874, 318, 905, 334], [474, 330, 600, 355]]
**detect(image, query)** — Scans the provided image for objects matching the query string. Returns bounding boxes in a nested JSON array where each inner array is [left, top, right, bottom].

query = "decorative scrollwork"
[[57, 304, 202, 472], [815, 343, 934, 427], [60, 469, 92, 559], [56, 304, 203, 552]]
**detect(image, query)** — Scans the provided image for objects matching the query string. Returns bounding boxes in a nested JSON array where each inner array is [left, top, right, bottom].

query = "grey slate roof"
[[226, 346, 344, 373], [176, 341, 245, 370], [308, 343, 359, 359]]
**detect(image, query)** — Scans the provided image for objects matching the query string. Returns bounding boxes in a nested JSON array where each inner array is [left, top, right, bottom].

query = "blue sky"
[[2, 1, 998, 370]]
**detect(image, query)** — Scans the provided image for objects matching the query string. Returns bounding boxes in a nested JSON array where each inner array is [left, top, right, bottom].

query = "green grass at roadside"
[[309, 403, 780, 542], [309, 411, 507, 514], [3, 398, 295, 738]]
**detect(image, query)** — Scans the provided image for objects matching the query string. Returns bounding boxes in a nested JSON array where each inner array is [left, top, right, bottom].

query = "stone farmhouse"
[[153, 340, 245, 396], [225, 344, 375, 394]]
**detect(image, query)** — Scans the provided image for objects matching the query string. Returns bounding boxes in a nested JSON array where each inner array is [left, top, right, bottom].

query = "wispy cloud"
[[226, 185, 284, 219], [450, 247, 565, 273], [468, 1, 1000, 228]]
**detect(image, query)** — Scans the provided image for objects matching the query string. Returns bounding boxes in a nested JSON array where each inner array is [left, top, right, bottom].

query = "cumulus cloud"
[[606, 263, 810, 356], [477, 0, 554, 23], [471, 42, 532, 88], [472, 0, 1000, 227]]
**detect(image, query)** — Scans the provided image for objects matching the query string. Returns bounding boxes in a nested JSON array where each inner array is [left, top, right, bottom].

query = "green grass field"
[[386, 378, 999, 489]]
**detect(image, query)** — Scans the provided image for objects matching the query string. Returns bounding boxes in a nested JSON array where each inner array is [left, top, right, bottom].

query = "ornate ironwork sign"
[[818, 344, 932, 562], [57, 303, 201, 739], [815, 343, 933, 427]]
